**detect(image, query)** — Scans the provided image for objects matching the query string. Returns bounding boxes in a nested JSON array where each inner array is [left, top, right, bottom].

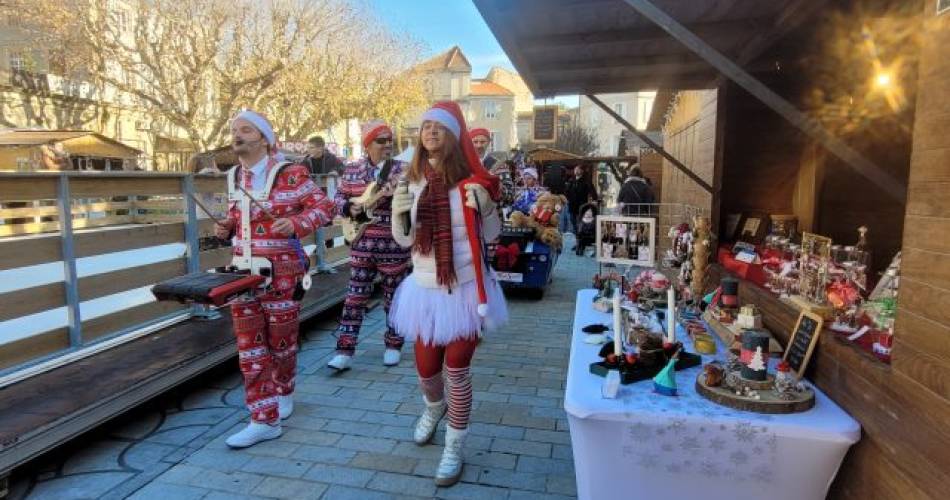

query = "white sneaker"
[[434, 426, 467, 486], [383, 348, 401, 366], [278, 395, 294, 420], [225, 422, 282, 449], [413, 398, 447, 445], [328, 353, 353, 371]]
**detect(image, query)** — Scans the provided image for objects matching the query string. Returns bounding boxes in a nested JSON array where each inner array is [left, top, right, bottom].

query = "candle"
[[613, 288, 622, 356], [667, 286, 676, 344]]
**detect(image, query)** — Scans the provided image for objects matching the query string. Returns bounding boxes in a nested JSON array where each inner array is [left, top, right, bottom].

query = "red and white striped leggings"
[[415, 336, 479, 430]]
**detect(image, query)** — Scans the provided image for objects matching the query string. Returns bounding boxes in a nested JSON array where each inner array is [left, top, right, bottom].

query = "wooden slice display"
[[695, 372, 815, 414]]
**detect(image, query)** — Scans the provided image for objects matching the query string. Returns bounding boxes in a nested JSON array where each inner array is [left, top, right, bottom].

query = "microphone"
[[397, 176, 411, 236]]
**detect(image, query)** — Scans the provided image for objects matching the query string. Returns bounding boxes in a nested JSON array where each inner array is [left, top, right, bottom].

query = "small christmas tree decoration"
[[740, 330, 770, 381]]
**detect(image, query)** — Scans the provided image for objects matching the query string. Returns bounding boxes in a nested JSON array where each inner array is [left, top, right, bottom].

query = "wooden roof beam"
[[586, 94, 714, 194], [520, 18, 768, 52], [622, 0, 906, 203], [531, 54, 708, 73]]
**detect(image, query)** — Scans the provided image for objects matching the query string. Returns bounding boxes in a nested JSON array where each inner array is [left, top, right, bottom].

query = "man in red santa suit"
[[389, 102, 509, 485], [214, 110, 334, 448]]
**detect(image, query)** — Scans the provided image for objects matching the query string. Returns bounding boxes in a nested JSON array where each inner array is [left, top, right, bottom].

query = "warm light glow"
[[875, 72, 892, 88]]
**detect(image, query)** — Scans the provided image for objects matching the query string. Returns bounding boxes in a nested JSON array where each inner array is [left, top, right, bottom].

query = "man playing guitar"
[[330, 119, 411, 370]]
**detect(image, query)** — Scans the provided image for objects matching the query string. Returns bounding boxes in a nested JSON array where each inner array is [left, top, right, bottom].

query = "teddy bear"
[[509, 192, 567, 250]]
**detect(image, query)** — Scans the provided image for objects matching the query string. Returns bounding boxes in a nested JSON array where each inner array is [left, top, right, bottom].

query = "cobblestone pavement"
[[9, 234, 596, 500]]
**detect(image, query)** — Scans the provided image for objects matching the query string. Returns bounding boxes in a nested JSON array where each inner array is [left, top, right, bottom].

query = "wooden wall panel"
[[707, 265, 950, 498], [660, 89, 717, 213], [894, 308, 950, 362]]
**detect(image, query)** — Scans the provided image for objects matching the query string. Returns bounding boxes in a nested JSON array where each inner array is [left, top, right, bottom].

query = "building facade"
[[407, 46, 532, 153], [578, 92, 658, 156]]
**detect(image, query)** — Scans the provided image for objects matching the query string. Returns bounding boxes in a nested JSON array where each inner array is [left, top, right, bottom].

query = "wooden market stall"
[[0, 130, 142, 171], [476, 0, 949, 497]]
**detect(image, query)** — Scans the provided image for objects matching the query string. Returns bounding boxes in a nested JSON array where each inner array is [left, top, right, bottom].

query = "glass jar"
[[853, 264, 868, 292], [831, 244, 844, 265], [843, 245, 857, 264]]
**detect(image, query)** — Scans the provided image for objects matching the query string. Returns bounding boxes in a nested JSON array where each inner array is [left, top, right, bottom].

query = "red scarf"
[[414, 165, 456, 287]]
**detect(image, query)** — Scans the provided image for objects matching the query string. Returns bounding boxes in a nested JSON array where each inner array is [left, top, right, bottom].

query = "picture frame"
[[737, 212, 769, 245], [782, 310, 824, 379], [595, 215, 656, 267]]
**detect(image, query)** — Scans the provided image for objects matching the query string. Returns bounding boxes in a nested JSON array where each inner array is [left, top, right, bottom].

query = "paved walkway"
[[9, 235, 596, 500]]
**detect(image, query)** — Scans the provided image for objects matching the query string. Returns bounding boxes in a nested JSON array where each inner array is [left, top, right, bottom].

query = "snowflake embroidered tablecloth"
[[565, 289, 860, 500]]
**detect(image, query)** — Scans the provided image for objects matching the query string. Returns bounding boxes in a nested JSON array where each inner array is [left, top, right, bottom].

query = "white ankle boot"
[[435, 426, 467, 486], [327, 353, 353, 371], [278, 395, 294, 420], [413, 398, 447, 445], [225, 421, 282, 448], [383, 348, 401, 366]]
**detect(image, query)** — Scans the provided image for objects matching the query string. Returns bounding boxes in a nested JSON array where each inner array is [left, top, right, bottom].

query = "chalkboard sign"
[[783, 311, 824, 379], [533, 106, 557, 143]]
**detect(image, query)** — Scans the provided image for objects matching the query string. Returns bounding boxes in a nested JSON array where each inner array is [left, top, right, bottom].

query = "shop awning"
[[473, 0, 823, 96]]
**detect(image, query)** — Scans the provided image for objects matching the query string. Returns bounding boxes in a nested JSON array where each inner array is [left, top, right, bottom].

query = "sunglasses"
[[373, 137, 393, 145]]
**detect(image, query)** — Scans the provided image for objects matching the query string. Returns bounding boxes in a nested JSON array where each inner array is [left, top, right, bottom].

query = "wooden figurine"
[[690, 216, 711, 302]]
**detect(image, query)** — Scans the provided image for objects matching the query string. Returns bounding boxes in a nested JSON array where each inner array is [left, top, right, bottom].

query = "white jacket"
[[392, 178, 501, 289]]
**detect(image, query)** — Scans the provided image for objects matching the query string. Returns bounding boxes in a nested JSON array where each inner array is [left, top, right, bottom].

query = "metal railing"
[[0, 171, 344, 383]]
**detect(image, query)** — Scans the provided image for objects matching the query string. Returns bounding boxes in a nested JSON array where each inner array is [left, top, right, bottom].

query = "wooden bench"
[[0, 265, 350, 480]]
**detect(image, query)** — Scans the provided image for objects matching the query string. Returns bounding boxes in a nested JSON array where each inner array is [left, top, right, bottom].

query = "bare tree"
[[5, 0, 428, 150], [553, 122, 599, 157]]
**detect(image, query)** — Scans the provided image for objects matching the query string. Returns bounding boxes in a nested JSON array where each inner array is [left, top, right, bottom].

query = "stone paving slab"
[[8, 234, 594, 499]]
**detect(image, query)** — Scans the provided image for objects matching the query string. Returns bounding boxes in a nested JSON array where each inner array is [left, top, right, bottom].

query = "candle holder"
[[589, 335, 702, 384]]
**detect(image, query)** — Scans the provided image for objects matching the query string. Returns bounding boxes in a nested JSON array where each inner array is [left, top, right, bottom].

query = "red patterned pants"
[[231, 253, 303, 424]]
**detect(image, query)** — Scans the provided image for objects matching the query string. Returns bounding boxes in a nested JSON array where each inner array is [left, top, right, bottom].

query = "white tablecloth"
[[565, 289, 860, 500]]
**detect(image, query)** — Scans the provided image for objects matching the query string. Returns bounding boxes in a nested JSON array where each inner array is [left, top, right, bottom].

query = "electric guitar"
[[342, 160, 397, 244]]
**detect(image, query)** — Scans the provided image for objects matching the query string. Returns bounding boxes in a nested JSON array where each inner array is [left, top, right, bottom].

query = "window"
[[484, 101, 499, 119], [613, 103, 626, 119], [489, 130, 497, 151], [9, 51, 26, 71], [109, 1, 129, 33], [114, 10, 129, 33]]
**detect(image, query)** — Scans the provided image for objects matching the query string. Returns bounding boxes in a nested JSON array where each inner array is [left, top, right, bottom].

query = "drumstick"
[[189, 194, 224, 226], [235, 184, 276, 220]]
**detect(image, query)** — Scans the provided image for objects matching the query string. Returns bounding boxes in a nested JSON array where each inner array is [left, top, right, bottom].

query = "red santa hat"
[[469, 127, 491, 140], [361, 119, 392, 149], [420, 101, 501, 317]]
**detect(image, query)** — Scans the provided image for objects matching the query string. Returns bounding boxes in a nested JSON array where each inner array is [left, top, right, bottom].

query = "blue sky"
[[368, 0, 578, 107]]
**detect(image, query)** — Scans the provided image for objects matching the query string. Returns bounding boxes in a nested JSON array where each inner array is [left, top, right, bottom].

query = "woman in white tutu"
[[390, 101, 508, 486]]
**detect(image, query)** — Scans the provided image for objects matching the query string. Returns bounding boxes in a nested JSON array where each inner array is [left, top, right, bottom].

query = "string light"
[[874, 72, 892, 88]]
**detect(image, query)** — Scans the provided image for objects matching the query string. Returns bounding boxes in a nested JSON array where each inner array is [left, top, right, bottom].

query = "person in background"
[[469, 128, 495, 169], [543, 163, 570, 233], [617, 166, 655, 215], [511, 167, 546, 214], [566, 164, 597, 237], [302, 136, 343, 274]]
